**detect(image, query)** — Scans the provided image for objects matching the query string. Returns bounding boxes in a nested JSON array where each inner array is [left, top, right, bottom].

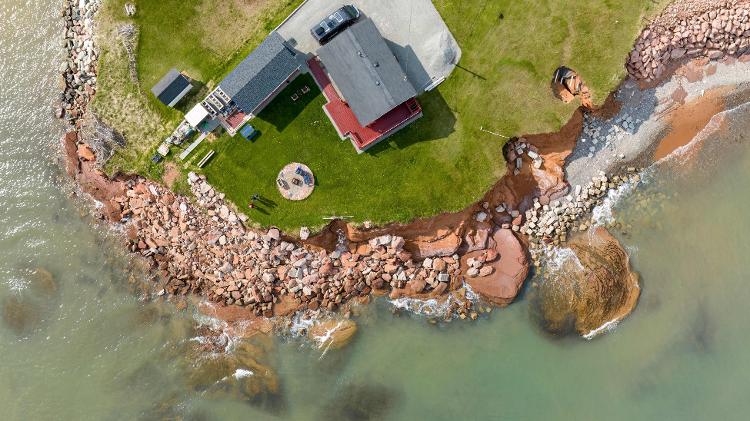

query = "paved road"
[[277, 0, 461, 93]]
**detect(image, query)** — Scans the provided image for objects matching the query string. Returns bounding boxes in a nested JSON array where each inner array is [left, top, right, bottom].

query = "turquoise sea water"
[[2, 1, 750, 420]]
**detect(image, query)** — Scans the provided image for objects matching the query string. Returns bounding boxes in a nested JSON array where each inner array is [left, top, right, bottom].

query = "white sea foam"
[[189, 307, 237, 353], [591, 179, 639, 226], [543, 246, 583, 272], [288, 311, 320, 337], [388, 281, 479, 319], [583, 318, 620, 340], [389, 296, 450, 317], [233, 368, 254, 379]]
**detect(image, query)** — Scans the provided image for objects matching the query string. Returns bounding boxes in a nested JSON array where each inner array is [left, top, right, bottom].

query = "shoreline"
[[59, 0, 750, 335]]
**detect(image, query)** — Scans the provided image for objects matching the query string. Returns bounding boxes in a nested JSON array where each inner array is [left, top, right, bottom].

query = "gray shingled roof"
[[316, 18, 416, 126], [151, 68, 191, 106], [218, 32, 300, 114]]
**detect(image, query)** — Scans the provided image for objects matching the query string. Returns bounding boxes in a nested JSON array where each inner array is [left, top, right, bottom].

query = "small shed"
[[239, 124, 258, 141], [151, 69, 193, 107]]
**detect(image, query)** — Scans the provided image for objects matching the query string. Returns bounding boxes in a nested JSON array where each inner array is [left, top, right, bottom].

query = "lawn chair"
[[301, 85, 310, 94], [295, 166, 313, 185], [291, 93, 299, 102]]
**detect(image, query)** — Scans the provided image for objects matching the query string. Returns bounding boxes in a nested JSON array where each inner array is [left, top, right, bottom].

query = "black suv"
[[311, 5, 361, 44]]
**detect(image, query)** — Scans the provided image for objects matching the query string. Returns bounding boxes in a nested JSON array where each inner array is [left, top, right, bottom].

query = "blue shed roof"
[[151, 68, 192, 106]]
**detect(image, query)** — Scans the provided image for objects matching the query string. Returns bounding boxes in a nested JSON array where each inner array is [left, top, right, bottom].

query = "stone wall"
[[59, 0, 98, 124], [627, 0, 750, 80]]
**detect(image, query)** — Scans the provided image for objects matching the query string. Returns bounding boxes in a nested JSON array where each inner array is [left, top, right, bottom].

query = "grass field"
[[94, 0, 669, 229], [186, 74, 474, 229]]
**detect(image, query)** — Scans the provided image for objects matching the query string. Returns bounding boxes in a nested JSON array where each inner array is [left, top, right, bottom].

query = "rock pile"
[[627, 0, 750, 80], [465, 250, 498, 278], [506, 138, 544, 175], [59, 0, 98, 124], [579, 112, 642, 159], [520, 169, 642, 248], [118, 173, 462, 316]]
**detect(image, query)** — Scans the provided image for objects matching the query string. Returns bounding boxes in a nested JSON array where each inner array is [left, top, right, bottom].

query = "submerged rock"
[[2, 295, 40, 336], [320, 381, 399, 421], [531, 227, 640, 337], [186, 334, 283, 414], [30, 268, 57, 297]]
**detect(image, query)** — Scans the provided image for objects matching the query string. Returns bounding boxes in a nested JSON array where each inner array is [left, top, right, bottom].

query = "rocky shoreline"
[[58, 0, 98, 124], [58, 0, 750, 335], [627, 0, 750, 81]]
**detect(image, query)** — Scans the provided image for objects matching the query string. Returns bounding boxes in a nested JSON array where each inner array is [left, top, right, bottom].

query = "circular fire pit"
[[276, 162, 315, 201]]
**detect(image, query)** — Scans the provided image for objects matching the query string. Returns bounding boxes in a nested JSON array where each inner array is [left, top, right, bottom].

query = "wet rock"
[[308, 319, 357, 350], [187, 337, 284, 413], [531, 227, 640, 337]]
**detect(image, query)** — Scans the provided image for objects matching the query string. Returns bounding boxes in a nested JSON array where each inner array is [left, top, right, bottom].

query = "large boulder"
[[464, 229, 529, 306], [308, 319, 357, 350], [531, 227, 640, 337]]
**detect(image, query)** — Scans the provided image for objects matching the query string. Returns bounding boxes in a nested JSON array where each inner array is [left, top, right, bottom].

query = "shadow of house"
[[366, 88, 457, 154], [255, 74, 322, 132], [384, 41, 433, 92], [174, 79, 207, 114]]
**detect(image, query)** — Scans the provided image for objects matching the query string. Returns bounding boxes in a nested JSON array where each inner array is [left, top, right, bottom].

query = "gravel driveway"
[[276, 0, 461, 93]]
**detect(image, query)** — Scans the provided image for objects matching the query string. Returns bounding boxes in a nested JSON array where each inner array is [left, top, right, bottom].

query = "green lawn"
[[92, 0, 304, 178], [187, 74, 484, 230], [94, 0, 669, 230]]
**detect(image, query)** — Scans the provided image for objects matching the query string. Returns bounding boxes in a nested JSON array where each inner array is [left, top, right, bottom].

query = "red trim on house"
[[225, 110, 246, 129], [308, 58, 422, 152]]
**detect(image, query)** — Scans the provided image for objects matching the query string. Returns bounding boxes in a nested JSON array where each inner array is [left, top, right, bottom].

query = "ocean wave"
[[189, 310, 237, 354], [542, 246, 584, 272], [582, 318, 620, 340], [288, 311, 320, 337], [657, 100, 750, 166], [591, 178, 640, 227], [388, 281, 479, 319]]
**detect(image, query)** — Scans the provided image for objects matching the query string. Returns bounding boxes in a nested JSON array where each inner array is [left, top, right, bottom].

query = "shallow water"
[[2, 1, 750, 420]]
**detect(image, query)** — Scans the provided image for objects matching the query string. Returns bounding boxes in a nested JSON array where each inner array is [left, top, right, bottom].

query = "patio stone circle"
[[276, 162, 315, 201]]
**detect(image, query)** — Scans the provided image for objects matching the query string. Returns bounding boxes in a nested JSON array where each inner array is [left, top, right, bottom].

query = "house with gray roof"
[[182, 15, 422, 152], [151, 68, 192, 107], [316, 18, 417, 126], [199, 32, 301, 133]]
